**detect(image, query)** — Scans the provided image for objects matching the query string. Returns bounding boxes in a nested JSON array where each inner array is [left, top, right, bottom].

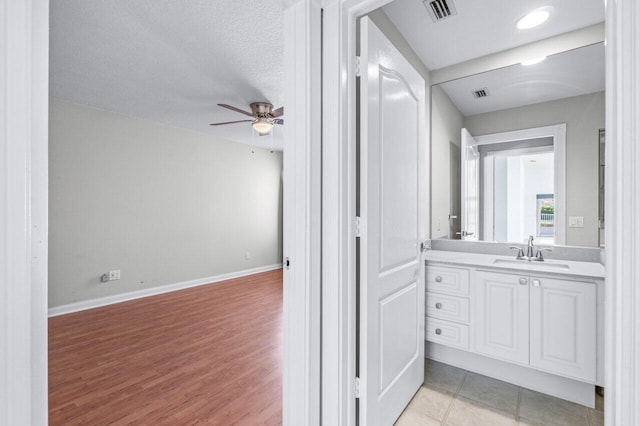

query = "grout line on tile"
[[454, 370, 467, 395], [515, 387, 522, 418], [441, 371, 468, 425], [441, 396, 455, 426]]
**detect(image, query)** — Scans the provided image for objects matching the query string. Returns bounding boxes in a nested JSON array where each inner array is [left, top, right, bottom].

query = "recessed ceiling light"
[[516, 9, 550, 30], [521, 56, 547, 66]]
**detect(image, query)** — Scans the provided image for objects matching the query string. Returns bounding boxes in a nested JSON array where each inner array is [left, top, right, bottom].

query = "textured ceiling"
[[383, 0, 605, 70], [50, 0, 284, 150], [51, 0, 606, 149], [439, 43, 605, 116]]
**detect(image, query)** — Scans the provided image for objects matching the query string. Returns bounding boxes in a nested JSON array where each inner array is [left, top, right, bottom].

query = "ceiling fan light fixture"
[[252, 117, 273, 135], [516, 9, 550, 30]]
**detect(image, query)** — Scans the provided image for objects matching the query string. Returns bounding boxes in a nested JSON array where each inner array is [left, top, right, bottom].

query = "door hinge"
[[354, 216, 362, 237], [355, 56, 361, 77], [354, 377, 361, 398]]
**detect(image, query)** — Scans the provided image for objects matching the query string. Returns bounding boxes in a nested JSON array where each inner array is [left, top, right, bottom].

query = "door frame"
[[3, 0, 640, 425], [0, 0, 49, 424], [317, 0, 640, 425], [320, 1, 401, 424]]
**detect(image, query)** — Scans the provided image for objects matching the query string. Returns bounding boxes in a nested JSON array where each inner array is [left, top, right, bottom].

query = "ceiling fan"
[[210, 102, 284, 136]]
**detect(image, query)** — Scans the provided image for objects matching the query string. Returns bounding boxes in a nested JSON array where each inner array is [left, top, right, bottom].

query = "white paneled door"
[[359, 17, 427, 426]]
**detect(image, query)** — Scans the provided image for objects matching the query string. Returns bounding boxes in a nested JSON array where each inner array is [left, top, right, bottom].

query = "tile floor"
[[396, 359, 604, 426]]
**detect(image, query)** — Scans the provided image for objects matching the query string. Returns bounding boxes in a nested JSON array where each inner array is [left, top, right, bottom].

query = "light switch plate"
[[568, 216, 584, 228]]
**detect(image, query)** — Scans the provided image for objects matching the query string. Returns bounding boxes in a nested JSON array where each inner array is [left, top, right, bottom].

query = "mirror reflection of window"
[[485, 148, 554, 244]]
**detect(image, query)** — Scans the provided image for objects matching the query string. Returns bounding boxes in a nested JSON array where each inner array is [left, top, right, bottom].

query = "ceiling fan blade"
[[217, 104, 254, 117], [271, 106, 284, 117], [209, 119, 253, 126], [274, 119, 284, 125]]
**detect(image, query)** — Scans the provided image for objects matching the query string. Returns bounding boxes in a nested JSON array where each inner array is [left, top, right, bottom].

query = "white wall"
[[49, 98, 283, 308], [431, 85, 464, 239], [464, 91, 604, 247]]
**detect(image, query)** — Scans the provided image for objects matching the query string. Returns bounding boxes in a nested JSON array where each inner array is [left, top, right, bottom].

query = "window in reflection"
[[484, 147, 554, 244]]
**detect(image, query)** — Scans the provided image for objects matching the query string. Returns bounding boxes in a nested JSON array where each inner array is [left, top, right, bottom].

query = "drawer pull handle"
[[519, 277, 527, 285], [435, 303, 442, 309], [435, 276, 443, 282], [435, 328, 442, 335], [532, 279, 541, 287]]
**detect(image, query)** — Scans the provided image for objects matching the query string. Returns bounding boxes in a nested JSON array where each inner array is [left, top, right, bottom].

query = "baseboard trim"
[[426, 342, 595, 408], [48, 263, 283, 317]]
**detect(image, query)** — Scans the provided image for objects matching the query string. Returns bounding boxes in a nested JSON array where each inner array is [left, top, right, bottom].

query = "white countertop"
[[425, 250, 605, 279]]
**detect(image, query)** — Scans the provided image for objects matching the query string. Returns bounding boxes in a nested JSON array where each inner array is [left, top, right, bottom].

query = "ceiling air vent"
[[472, 88, 490, 99], [423, 0, 458, 22]]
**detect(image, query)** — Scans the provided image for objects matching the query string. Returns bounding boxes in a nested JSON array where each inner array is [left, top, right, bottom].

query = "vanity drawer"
[[426, 292, 470, 324], [426, 265, 470, 296], [426, 317, 470, 350]]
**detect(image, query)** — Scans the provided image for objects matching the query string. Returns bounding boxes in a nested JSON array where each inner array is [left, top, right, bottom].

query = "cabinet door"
[[530, 277, 596, 383], [475, 271, 530, 365]]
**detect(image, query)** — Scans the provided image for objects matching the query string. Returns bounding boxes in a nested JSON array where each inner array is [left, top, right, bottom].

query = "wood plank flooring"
[[49, 269, 283, 425]]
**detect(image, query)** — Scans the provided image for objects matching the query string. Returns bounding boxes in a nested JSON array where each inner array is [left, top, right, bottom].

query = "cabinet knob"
[[519, 277, 528, 285], [435, 276, 442, 282], [435, 302, 442, 309], [532, 279, 541, 287], [435, 328, 442, 335]]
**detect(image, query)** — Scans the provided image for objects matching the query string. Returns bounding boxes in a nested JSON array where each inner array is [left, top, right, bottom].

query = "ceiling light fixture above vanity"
[[521, 56, 547, 66], [516, 9, 551, 30]]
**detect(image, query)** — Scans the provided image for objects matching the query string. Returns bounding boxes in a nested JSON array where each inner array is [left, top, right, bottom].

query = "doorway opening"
[[47, 2, 286, 423]]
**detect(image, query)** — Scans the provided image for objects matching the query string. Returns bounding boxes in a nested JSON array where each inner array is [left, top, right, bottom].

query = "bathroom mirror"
[[430, 42, 605, 247]]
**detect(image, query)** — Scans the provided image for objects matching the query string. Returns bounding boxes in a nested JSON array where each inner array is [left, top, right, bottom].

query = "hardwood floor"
[[49, 269, 283, 425]]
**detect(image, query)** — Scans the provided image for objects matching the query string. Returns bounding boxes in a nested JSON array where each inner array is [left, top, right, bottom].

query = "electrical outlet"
[[245, 251, 251, 260], [101, 270, 121, 282]]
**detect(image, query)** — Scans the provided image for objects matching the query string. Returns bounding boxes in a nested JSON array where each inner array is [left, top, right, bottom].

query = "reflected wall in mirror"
[[431, 43, 605, 247]]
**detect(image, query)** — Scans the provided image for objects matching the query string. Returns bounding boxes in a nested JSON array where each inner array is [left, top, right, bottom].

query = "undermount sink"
[[492, 258, 571, 270]]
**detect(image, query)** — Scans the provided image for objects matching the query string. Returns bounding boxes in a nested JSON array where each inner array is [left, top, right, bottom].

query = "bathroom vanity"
[[424, 249, 604, 408]]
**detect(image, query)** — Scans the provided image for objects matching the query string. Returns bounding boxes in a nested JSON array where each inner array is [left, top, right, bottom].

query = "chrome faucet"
[[509, 236, 552, 261], [509, 246, 525, 259], [533, 247, 553, 261], [526, 235, 535, 259]]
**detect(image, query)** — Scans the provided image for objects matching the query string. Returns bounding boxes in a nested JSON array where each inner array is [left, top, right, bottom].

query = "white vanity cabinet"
[[529, 276, 596, 382], [424, 252, 604, 407], [474, 271, 530, 365], [425, 265, 470, 350], [475, 270, 597, 382]]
